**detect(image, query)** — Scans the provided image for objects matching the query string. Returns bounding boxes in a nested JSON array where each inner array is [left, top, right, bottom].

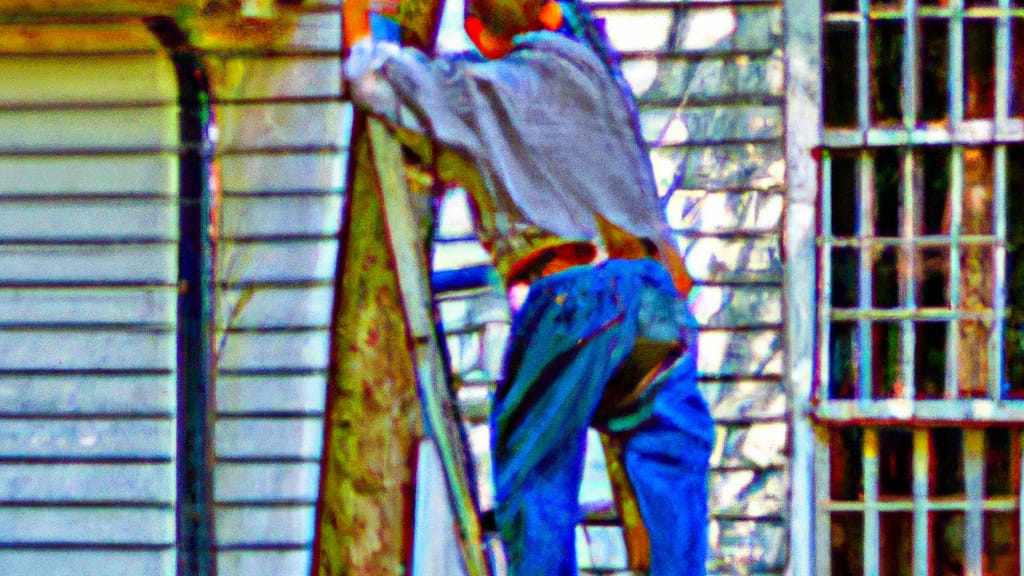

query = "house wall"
[[196, 6, 348, 575], [600, 1, 790, 572], [0, 1, 791, 574]]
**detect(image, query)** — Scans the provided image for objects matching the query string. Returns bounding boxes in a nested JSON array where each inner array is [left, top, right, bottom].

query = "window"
[[790, 0, 1024, 574]]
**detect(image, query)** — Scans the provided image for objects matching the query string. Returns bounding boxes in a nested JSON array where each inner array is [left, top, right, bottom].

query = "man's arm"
[[342, 0, 373, 52]]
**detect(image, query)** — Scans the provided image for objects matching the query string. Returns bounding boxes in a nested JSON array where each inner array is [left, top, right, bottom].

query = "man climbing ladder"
[[330, 0, 716, 573]]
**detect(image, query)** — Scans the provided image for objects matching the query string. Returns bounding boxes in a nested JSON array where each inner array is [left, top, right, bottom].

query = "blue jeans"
[[491, 259, 715, 576]]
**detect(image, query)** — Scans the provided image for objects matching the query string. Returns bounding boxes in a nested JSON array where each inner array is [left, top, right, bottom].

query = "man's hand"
[[342, 0, 373, 50]]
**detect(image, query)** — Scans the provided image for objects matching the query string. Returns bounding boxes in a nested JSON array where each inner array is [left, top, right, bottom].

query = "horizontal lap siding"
[[599, 1, 787, 572], [197, 9, 345, 574], [0, 31, 180, 576]]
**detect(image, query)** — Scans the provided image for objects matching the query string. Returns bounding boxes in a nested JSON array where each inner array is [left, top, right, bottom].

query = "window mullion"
[[946, 147, 964, 399], [949, 0, 964, 126], [902, 0, 918, 131], [912, 430, 929, 576], [815, 430, 833, 576], [991, 145, 1007, 398], [995, 0, 1011, 129], [858, 0, 871, 130], [858, 152, 876, 401], [1018, 429, 1024, 576], [901, 150, 917, 400], [963, 430, 985, 575], [820, 152, 835, 402], [863, 428, 881, 575]]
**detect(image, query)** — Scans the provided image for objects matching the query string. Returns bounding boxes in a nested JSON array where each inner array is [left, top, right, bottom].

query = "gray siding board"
[[0, 108, 176, 151], [220, 195, 343, 238], [0, 420, 174, 459], [700, 380, 787, 422], [0, 156, 177, 195], [216, 375, 327, 414], [217, 286, 335, 329], [625, 53, 784, 105], [679, 236, 783, 284], [0, 375, 174, 416], [0, 200, 177, 242], [0, 463, 175, 502], [665, 189, 784, 233], [214, 419, 323, 459], [218, 152, 346, 193], [214, 462, 320, 502], [0, 330, 176, 371], [208, 57, 342, 101], [650, 141, 785, 193], [708, 468, 788, 517], [0, 508, 175, 544], [640, 105, 782, 146], [0, 288, 176, 325], [692, 285, 783, 328], [709, 519, 787, 572], [215, 330, 330, 372], [216, 240, 338, 282], [214, 506, 316, 546], [216, 102, 351, 151], [217, 550, 312, 576], [0, 245, 178, 283], [0, 550, 175, 576]]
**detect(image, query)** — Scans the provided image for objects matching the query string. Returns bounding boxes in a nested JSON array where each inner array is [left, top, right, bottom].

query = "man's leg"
[[492, 276, 634, 576], [619, 350, 714, 576]]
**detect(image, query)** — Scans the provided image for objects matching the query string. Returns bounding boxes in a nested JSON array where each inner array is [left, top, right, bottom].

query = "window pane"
[[880, 512, 913, 576], [931, 427, 965, 497], [964, 19, 996, 119], [874, 148, 901, 238], [914, 320, 947, 398], [873, 247, 901, 309], [958, 320, 991, 397], [961, 148, 994, 239], [830, 321, 859, 399], [985, 512, 1020, 575], [831, 427, 865, 500], [1005, 146, 1024, 397], [984, 428, 1020, 497], [1013, 20, 1024, 117], [918, 247, 950, 308], [932, 511, 966, 574], [832, 153, 859, 237], [872, 322, 903, 398], [879, 428, 913, 497], [919, 147, 950, 236], [919, 19, 950, 123], [833, 248, 860, 308], [825, 0, 859, 10], [832, 512, 865, 576], [825, 26, 860, 127], [871, 22, 905, 125]]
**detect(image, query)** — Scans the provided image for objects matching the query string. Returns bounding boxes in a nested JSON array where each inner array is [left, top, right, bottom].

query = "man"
[[342, 0, 715, 573]]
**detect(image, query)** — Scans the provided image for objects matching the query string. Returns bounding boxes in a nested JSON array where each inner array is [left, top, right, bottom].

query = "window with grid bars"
[[812, 0, 1024, 574]]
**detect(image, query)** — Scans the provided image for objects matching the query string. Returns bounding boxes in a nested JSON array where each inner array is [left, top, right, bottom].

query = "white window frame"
[[785, 1, 1024, 575]]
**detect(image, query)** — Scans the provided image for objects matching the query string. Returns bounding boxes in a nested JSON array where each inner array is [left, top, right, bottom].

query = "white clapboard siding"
[[200, 10, 345, 574], [0, 22, 180, 576]]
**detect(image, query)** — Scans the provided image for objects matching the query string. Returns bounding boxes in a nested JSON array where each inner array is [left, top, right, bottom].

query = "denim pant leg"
[[620, 347, 713, 576], [492, 269, 635, 576]]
